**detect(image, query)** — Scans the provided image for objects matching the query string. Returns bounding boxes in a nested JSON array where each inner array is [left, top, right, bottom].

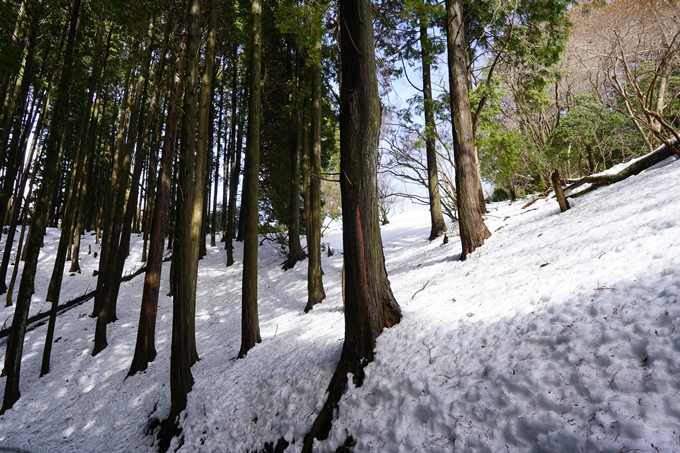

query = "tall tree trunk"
[[211, 79, 222, 248], [282, 46, 305, 271], [301, 91, 311, 238], [1, 0, 81, 415], [302, 0, 401, 447], [0, 0, 42, 247], [445, 0, 490, 260], [238, 0, 263, 358], [91, 66, 134, 354], [420, 18, 446, 241], [225, 50, 240, 265], [129, 21, 186, 378], [304, 47, 325, 312], [158, 0, 202, 449]]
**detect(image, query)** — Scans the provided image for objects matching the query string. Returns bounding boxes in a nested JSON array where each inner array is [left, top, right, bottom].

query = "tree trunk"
[[445, 0, 490, 260], [420, 17, 446, 241], [129, 21, 186, 379], [158, 2, 200, 450], [304, 47, 325, 312], [551, 169, 570, 212], [91, 67, 134, 355], [238, 0, 263, 358], [282, 46, 306, 271], [0, 0, 42, 248], [301, 0, 402, 447], [225, 49, 240, 265], [1, 0, 81, 415]]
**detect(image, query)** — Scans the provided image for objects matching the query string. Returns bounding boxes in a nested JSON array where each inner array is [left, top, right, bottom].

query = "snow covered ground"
[[1, 155, 680, 452]]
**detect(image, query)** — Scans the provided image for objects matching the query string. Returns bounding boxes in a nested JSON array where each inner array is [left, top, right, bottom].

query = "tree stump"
[[552, 169, 570, 212]]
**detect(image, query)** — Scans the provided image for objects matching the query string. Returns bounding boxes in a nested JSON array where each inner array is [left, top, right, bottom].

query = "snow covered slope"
[[1, 156, 679, 452]]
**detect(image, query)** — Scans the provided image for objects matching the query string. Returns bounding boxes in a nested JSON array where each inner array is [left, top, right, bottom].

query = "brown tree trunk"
[[225, 49, 240, 265], [282, 46, 306, 271], [445, 0, 490, 260], [129, 21, 186, 378], [301, 0, 402, 447], [420, 17, 446, 241], [304, 46, 326, 312], [551, 169, 570, 212], [238, 0, 263, 358]]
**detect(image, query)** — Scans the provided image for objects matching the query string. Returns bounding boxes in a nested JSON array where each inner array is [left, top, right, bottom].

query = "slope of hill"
[[1, 155, 679, 452]]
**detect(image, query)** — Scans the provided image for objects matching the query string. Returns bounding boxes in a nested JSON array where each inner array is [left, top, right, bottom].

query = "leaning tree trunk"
[[304, 49, 326, 312], [445, 0, 490, 260], [301, 0, 402, 448], [1, 0, 81, 415], [420, 16, 446, 241], [238, 0, 262, 358]]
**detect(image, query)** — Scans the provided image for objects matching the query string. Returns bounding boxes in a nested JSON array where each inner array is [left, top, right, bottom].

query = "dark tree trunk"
[[1, 0, 81, 414], [0, 0, 42, 250], [304, 50, 325, 312], [301, 0, 402, 447], [420, 18, 446, 241], [225, 49, 240, 265], [129, 22, 185, 378], [238, 0, 263, 358], [445, 0, 490, 260], [282, 45, 306, 271], [158, 2, 199, 450], [91, 68, 134, 355]]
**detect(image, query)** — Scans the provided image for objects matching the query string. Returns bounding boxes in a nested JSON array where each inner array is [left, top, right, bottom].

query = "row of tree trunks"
[[129, 16, 187, 379], [1, 0, 82, 415]]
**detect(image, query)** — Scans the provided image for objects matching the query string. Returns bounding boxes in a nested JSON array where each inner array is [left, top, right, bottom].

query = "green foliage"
[[546, 96, 647, 176], [0, 2, 22, 79]]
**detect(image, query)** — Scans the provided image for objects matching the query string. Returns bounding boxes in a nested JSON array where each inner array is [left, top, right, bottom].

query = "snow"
[[1, 156, 680, 452]]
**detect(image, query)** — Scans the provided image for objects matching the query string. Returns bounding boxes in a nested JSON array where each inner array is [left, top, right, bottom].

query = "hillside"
[[1, 155, 680, 452]]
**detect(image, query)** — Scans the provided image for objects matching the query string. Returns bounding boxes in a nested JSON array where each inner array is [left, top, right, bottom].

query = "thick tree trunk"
[[445, 0, 490, 260], [301, 0, 402, 448], [420, 18, 446, 241], [238, 0, 263, 358], [1, 0, 81, 415], [304, 49, 326, 312]]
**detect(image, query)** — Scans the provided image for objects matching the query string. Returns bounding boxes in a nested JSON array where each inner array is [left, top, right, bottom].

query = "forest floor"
[[1, 154, 680, 452]]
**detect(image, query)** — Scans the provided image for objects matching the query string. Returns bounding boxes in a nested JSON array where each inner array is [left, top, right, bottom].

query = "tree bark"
[[225, 49, 240, 265], [301, 0, 401, 447], [304, 46, 326, 312], [238, 0, 263, 358], [445, 0, 490, 260], [551, 169, 570, 212], [420, 18, 446, 241]]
